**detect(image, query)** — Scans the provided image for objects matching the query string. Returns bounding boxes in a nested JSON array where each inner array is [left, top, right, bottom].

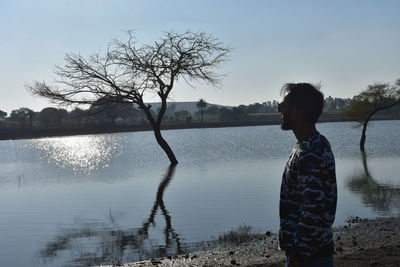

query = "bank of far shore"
[[108, 216, 400, 267], [1, 116, 399, 141]]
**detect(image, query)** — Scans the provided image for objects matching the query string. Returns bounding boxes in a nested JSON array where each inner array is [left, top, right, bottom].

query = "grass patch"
[[216, 225, 262, 245]]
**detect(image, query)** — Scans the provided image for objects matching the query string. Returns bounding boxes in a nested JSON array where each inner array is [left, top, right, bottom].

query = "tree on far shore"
[[344, 80, 400, 151], [39, 107, 67, 128], [28, 31, 231, 165], [0, 110, 7, 120], [196, 99, 208, 123], [8, 107, 34, 129]]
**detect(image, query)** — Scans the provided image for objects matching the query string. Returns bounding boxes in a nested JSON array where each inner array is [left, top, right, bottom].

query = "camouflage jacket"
[[279, 132, 337, 257]]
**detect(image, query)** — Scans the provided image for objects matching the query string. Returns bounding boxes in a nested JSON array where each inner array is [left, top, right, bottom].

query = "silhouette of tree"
[[344, 80, 400, 151], [8, 107, 34, 129], [218, 107, 235, 121], [232, 106, 248, 120], [196, 99, 208, 123], [174, 110, 190, 121], [204, 105, 220, 116], [39, 165, 182, 266], [324, 96, 352, 111], [39, 107, 65, 128], [28, 31, 231, 164], [347, 151, 400, 213], [248, 102, 263, 113], [0, 110, 6, 120]]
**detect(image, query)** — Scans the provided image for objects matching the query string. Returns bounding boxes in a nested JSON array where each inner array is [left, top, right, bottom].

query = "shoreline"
[[112, 216, 400, 267], [1, 117, 399, 141]]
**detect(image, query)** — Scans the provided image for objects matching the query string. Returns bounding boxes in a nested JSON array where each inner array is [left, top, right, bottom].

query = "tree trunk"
[[360, 111, 375, 151], [139, 97, 179, 165], [360, 123, 367, 151], [153, 123, 178, 165]]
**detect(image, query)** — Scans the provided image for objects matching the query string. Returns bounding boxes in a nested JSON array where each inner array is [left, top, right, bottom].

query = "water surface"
[[0, 121, 399, 266]]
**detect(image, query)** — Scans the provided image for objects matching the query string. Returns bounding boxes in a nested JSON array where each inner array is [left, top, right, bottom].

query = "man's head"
[[278, 83, 324, 131]]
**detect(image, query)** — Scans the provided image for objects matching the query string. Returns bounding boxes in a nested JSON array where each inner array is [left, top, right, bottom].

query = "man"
[[278, 83, 337, 267]]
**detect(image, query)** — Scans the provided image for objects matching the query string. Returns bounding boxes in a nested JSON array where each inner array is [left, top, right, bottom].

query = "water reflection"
[[39, 165, 183, 266], [347, 151, 400, 214], [26, 135, 120, 172]]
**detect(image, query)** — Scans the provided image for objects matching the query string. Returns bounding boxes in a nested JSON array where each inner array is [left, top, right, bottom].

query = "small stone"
[[265, 231, 272, 237], [336, 246, 344, 252], [151, 260, 162, 265], [265, 254, 271, 258], [229, 251, 235, 255], [231, 259, 237, 265], [191, 255, 198, 259], [184, 254, 190, 259]]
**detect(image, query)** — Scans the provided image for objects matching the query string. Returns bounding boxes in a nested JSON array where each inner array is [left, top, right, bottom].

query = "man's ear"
[[291, 106, 302, 121], [291, 106, 299, 116]]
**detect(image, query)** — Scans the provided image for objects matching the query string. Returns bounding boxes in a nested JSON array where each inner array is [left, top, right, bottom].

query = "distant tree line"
[[0, 101, 149, 130], [2, 95, 398, 131]]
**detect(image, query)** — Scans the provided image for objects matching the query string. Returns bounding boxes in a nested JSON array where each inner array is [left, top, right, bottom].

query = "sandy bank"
[[110, 217, 400, 267]]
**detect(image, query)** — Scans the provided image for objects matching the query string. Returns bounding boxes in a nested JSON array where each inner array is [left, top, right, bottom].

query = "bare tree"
[[28, 31, 231, 164], [344, 80, 400, 151]]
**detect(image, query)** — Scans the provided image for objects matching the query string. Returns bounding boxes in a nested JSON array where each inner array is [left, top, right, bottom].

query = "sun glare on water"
[[26, 135, 121, 172]]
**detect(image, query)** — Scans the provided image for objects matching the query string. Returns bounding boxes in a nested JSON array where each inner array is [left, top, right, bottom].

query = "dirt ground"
[[113, 217, 400, 267], [334, 246, 400, 267], [263, 246, 400, 267]]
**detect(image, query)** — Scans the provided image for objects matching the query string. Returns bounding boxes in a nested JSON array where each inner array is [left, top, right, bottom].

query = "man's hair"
[[281, 83, 324, 123]]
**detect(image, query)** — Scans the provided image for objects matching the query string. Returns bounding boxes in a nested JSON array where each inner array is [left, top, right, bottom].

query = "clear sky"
[[1, 0, 400, 113]]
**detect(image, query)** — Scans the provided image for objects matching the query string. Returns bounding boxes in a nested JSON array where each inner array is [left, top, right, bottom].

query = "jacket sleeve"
[[293, 152, 328, 256]]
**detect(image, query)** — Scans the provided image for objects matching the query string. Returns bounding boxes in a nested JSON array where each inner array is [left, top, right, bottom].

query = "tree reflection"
[[347, 151, 400, 213], [39, 164, 183, 266]]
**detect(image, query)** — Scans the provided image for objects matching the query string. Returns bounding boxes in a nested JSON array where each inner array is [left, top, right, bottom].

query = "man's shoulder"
[[298, 133, 334, 162], [313, 134, 332, 152], [299, 133, 331, 152], [297, 134, 336, 177]]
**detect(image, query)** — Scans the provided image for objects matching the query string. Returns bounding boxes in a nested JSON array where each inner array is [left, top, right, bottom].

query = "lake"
[[0, 120, 399, 266]]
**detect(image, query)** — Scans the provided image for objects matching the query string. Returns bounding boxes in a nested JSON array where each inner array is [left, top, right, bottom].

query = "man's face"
[[278, 97, 293, 130]]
